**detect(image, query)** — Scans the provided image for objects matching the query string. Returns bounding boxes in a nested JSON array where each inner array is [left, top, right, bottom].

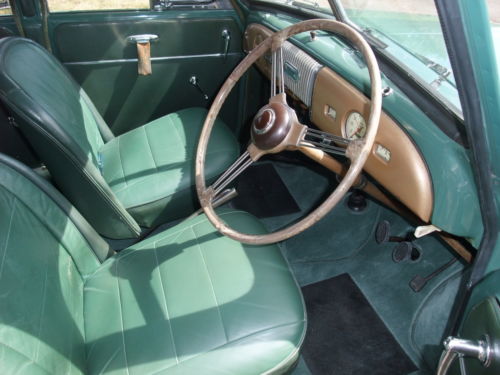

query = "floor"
[[241, 158, 468, 375]]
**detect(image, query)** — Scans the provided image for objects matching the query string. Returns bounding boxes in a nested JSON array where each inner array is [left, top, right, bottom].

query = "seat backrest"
[[0, 154, 113, 375], [0, 37, 140, 239]]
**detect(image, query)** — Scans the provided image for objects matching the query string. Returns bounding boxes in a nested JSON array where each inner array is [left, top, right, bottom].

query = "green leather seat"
[[0, 153, 306, 375], [0, 37, 239, 239], [99, 107, 237, 228]]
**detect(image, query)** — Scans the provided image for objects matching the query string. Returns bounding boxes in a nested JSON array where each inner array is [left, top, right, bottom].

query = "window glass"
[[0, 0, 12, 16], [48, 0, 150, 12], [255, 0, 333, 17], [338, 0, 461, 115], [488, 0, 500, 65]]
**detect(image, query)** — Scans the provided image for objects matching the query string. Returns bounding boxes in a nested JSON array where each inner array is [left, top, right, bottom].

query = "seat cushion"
[[99, 107, 239, 228], [84, 210, 306, 375]]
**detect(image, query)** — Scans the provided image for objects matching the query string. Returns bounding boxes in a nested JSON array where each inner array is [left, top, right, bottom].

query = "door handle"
[[221, 29, 230, 59], [437, 336, 493, 375], [127, 34, 159, 76], [127, 34, 159, 44]]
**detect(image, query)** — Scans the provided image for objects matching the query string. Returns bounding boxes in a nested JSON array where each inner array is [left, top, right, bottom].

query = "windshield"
[[491, 2, 500, 65], [260, 0, 334, 15], [336, 0, 463, 114], [256, 0, 500, 117]]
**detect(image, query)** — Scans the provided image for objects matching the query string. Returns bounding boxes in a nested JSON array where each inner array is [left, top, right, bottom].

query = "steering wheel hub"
[[253, 108, 275, 134], [251, 102, 292, 150]]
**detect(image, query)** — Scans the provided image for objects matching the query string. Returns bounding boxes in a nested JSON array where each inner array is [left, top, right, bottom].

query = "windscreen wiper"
[[415, 53, 451, 77], [414, 53, 454, 87], [290, 0, 331, 14], [361, 27, 388, 50]]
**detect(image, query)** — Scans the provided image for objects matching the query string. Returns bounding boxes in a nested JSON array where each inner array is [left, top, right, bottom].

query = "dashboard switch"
[[326, 105, 337, 120], [375, 144, 391, 162]]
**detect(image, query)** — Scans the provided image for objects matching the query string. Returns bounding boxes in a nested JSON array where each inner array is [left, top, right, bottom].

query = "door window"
[[0, 0, 12, 16], [48, 0, 150, 12]]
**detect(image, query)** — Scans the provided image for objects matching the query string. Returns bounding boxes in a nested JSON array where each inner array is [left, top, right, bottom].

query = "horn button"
[[251, 102, 293, 150]]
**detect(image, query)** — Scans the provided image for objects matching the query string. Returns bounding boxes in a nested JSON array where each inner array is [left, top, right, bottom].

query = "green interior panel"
[[47, 11, 245, 135], [455, 297, 500, 374], [65, 55, 242, 135]]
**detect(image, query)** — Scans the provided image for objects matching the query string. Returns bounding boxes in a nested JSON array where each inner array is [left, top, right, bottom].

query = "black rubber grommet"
[[410, 246, 422, 262], [375, 220, 391, 244], [347, 191, 367, 212], [392, 242, 412, 263]]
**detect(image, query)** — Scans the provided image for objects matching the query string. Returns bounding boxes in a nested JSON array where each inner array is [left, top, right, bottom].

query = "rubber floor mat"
[[301, 274, 418, 375], [229, 163, 300, 218]]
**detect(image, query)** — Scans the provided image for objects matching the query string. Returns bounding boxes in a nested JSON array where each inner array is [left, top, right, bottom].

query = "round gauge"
[[344, 112, 367, 140]]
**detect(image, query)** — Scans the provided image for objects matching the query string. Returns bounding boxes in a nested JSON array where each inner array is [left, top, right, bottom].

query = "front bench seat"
[[0, 153, 306, 375], [0, 37, 239, 239]]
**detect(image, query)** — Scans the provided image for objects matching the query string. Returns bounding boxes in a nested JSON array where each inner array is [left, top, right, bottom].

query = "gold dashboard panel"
[[244, 23, 274, 75], [311, 67, 433, 222]]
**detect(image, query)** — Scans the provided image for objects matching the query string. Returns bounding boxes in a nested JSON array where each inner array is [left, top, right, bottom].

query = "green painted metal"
[[248, 11, 483, 244], [456, 0, 500, 276]]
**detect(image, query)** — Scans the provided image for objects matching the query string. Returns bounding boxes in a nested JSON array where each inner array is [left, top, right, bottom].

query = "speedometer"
[[344, 112, 367, 140]]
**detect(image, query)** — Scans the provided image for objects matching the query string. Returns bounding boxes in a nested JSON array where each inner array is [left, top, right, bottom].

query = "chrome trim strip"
[[63, 52, 242, 66]]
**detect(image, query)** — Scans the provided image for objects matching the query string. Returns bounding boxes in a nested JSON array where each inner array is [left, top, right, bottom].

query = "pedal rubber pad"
[[392, 242, 412, 263]]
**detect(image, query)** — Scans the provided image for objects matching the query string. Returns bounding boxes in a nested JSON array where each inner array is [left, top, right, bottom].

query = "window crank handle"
[[189, 76, 209, 100]]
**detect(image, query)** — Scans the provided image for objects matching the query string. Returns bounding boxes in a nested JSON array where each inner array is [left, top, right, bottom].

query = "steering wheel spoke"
[[299, 127, 350, 157], [270, 46, 286, 98], [209, 148, 255, 198]]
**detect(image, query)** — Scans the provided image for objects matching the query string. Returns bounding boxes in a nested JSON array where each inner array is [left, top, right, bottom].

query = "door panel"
[[438, 270, 500, 374], [47, 10, 244, 135], [457, 297, 500, 374]]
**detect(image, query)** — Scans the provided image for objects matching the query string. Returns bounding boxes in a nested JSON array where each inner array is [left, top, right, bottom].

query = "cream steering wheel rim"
[[195, 19, 382, 245]]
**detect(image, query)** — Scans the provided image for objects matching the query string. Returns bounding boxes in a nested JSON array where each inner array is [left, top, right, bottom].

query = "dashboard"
[[244, 23, 433, 222]]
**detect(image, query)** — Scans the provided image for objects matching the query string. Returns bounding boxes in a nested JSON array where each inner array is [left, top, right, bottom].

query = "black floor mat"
[[301, 274, 417, 375], [229, 163, 300, 218]]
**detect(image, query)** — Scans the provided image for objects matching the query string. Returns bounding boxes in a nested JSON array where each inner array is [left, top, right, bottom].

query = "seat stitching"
[[35, 264, 49, 362], [168, 116, 184, 148], [148, 320, 305, 374], [190, 226, 228, 343], [0, 186, 97, 277], [96, 347, 121, 375], [143, 126, 159, 174], [111, 210, 249, 263], [118, 152, 238, 209], [110, 148, 234, 198], [116, 137, 128, 188], [0, 342, 51, 375], [115, 260, 131, 375], [152, 241, 179, 364], [67, 292, 76, 375], [123, 223, 188, 254], [0, 197, 16, 280], [122, 210, 249, 252]]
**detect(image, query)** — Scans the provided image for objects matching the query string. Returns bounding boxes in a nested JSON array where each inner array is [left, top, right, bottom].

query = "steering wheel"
[[195, 19, 382, 245]]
